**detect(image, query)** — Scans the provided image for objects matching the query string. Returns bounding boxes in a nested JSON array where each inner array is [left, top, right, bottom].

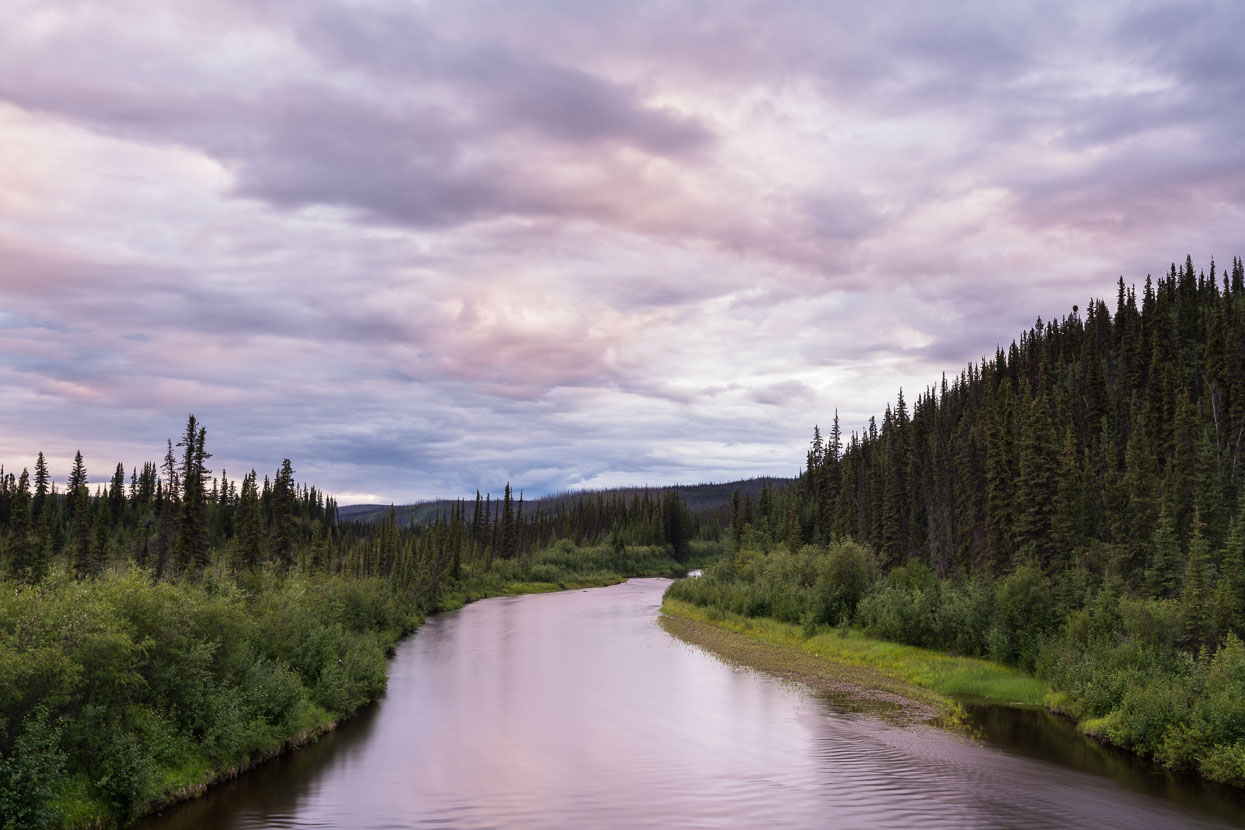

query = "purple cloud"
[[2, 0, 1243, 501]]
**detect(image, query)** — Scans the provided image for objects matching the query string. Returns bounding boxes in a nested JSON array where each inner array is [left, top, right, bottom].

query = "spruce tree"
[[67, 451, 87, 527], [91, 498, 110, 575], [1145, 502, 1182, 599], [1050, 425, 1085, 570], [1179, 511, 1212, 644], [985, 378, 1017, 572], [1015, 392, 1057, 565], [31, 505, 53, 584], [68, 454, 93, 579], [108, 462, 126, 528], [499, 484, 516, 560], [662, 489, 690, 563], [5, 470, 33, 581], [269, 459, 298, 568], [1120, 418, 1160, 579], [309, 520, 329, 574], [175, 416, 212, 572], [730, 488, 743, 549], [32, 452, 49, 521], [1211, 506, 1245, 638], [235, 471, 264, 570]]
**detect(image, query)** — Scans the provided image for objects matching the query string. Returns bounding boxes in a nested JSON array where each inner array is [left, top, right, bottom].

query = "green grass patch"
[[431, 575, 627, 612], [662, 597, 1048, 711], [46, 775, 109, 829]]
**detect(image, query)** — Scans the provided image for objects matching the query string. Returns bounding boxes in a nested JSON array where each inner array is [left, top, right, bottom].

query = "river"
[[138, 577, 1245, 829]]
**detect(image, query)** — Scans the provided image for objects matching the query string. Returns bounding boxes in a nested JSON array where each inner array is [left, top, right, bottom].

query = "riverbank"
[[117, 573, 633, 830], [3, 544, 712, 830], [664, 541, 1245, 790], [660, 597, 1048, 727]]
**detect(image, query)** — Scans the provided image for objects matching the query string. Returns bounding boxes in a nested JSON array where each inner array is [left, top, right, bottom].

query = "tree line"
[[781, 255, 1245, 646], [0, 416, 703, 595]]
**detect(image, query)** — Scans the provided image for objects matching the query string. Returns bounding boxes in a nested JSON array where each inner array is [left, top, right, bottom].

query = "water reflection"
[[139, 579, 1245, 829], [964, 703, 1245, 827]]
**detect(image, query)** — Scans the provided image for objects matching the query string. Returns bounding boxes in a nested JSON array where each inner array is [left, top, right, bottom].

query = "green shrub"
[[991, 564, 1056, 670], [0, 706, 66, 830], [808, 540, 878, 626], [92, 728, 156, 817], [856, 562, 941, 647], [935, 577, 994, 656], [1200, 742, 1245, 786]]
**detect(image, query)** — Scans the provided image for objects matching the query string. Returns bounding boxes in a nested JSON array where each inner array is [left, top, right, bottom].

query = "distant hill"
[[336, 477, 794, 526], [337, 501, 456, 526]]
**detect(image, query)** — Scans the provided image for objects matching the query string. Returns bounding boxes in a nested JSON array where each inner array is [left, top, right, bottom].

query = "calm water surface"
[[140, 578, 1245, 829]]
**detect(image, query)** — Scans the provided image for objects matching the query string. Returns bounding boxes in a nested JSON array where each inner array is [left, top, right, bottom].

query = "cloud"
[[2, 0, 1244, 501], [291, 3, 714, 156], [751, 380, 816, 407]]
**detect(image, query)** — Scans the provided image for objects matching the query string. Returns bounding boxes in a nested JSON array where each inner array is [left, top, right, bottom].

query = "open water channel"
[[138, 577, 1245, 829]]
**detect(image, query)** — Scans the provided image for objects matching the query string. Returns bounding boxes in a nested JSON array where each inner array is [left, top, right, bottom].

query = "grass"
[[432, 576, 627, 612], [661, 597, 1049, 724]]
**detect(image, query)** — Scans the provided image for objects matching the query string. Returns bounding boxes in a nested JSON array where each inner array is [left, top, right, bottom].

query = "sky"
[[2, 0, 1244, 504]]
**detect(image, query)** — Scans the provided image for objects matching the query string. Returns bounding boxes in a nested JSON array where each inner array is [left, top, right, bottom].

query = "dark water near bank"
[[139, 578, 1245, 829]]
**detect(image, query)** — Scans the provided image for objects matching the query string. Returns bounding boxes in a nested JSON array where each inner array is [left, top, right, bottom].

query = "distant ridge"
[[337, 477, 794, 526]]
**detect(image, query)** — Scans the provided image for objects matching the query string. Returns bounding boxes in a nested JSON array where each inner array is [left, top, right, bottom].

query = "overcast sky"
[[2, 0, 1243, 503]]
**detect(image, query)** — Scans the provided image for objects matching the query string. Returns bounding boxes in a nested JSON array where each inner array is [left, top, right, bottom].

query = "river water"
[[139, 578, 1245, 829]]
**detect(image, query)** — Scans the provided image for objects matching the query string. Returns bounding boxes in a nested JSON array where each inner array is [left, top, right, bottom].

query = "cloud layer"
[[2, 0, 1244, 501]]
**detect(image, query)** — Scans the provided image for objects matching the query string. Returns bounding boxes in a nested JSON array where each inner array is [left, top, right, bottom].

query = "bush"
[[1200, 742, 1245, 786], [808, 540, 878, 626], [93, 728, 156, 817], [990, 564, 1056, 670], [0, 707, 66, 830], [935, 577, 994, 656], [858, 584, 939, 647], [1098, 666, 1193, 757], [0, 568, 423, 826], [857, 562, 940, 647]]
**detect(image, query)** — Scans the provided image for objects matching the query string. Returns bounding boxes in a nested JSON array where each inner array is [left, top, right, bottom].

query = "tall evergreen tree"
[[67, 451, 87, 529], [662, 489, 690, 563], [499, 484, 516, 560], [69, 455, 92, 580], [1015, 392, 1058, 565], [32, 452, 49, 521], [235, 471, 264, 570], [5, 470, 34, 581], [1179, 511, 1212, 644], [175, 416, 212, 572], [108, 462, 126, 528], [1050, 425, 1085, 569], [269, 459, 298, 568], [984, 377, 1018, 572]]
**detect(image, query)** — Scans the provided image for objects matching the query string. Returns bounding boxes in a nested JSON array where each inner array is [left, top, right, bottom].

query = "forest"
[[670, 256, 1245, 786], [0, 420, 712, 829]]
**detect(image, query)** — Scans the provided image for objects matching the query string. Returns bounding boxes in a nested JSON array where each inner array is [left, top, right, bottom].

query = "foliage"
[[0, 569, 417, 825], [0, 706, 65, 830]]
